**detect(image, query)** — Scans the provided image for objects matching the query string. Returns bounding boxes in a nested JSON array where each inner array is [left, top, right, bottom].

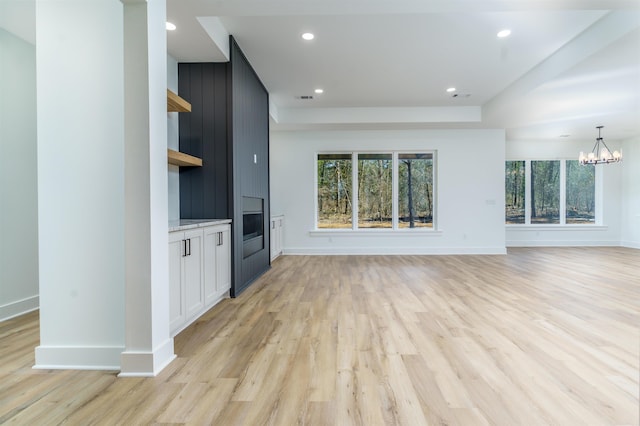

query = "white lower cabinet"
[[169, 222, 231, 336], [270, 215, 284, 261], [183, 229, 204, 320], [168, 232, 187, 333], [203, 224, 231, 305]]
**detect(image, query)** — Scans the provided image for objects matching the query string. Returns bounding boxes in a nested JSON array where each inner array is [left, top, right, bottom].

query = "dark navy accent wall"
[[178, 37, 270, 297], [230, 37, 271, 296], [178, 63, 229, 220]]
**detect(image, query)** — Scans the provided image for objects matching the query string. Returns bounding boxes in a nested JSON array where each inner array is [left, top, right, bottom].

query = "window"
[[505, 159, 597, 225], [317, 152, 435, 230], [398, 154, 433, 228], [531, 160, 560, 224], [505, 161, 525, 224], [358, 154, 393, 228], [317, 154, 352, 229], [566, 160, 595, 224]]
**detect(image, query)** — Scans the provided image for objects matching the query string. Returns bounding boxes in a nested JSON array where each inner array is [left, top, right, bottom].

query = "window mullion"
[[392, 153, 398, 230], [525, 160, 532, 225], [352, 152, 358, 230], [559, 160, 567, 225], [314, 151, 318, 230]]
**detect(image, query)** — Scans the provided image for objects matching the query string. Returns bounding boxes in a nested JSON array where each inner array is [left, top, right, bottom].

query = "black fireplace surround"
[[242, 196, 264, 258], [178, 38, 270, 297]]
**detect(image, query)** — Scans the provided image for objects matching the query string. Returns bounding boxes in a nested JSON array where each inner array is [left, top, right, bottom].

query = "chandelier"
[[579, 126, 622, 165]]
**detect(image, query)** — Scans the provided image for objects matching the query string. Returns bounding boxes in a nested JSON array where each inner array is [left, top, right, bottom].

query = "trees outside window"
[[317, 154, 352, 229], [505, 159, 597, 225], [531, 160, 560, 224], [398, 154, 433, 228], [358, 154, 393, 228], [505, 161, 525, 224], [566, 160, 595, 224], [317, 152, 435, 230]]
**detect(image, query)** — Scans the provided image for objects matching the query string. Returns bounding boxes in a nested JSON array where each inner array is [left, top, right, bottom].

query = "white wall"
[[0, 28, 39, 320], [167, 54, 180, 222], [505, 139, 623, 246], [271, 129, 506, 255], [621, 136, 640, 248], [35, 1, 125, 369]]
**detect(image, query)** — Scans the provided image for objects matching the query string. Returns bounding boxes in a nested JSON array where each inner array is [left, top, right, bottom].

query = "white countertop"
[[169, 218, 232, 232]]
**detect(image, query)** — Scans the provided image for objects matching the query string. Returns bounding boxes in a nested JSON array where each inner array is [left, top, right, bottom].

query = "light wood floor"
[[1, 248, 639, 425]]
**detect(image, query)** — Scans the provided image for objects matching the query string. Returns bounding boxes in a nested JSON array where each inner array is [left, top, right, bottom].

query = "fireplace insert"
[[242, 196, 264, 258]]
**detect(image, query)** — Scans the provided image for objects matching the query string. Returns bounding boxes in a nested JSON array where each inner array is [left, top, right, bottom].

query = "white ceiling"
[[3, 1, 637, 142], [167, 0, 640, 141]]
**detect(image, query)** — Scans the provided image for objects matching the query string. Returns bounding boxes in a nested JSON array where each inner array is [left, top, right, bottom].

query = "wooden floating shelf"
[[167, 89, 191, 112], [167, 149, 202, 167]]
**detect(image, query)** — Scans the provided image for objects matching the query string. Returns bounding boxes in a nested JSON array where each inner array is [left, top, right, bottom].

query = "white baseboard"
[[33, 339, 176, 375], [34, 345, 124, 371], [119, 337, 176, 377], [506, 240, 621, 247], [0, 295, 39, 322], [283, 247, 507, 255], [620, 240, 640, 249]]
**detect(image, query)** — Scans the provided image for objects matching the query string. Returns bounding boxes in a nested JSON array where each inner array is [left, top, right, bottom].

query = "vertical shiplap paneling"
[[179, 63, 228, 219], [201, 64, 229, 219], [178, 38, 270, 297], [179, 63, 201, 217], [230, 37, 270, 296]]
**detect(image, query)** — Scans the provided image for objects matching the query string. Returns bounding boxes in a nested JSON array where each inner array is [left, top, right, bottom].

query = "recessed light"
[[302, 32, 315, 41], [314, 88, 324, 94], [497, 29, 511, 38], [446, 87, 456, 93], [166, 22, 176, 31]]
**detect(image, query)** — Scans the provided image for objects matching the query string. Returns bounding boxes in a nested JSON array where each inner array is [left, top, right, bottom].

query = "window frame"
[[357, 151, 394, 230], [565, 159, 597, 225], [316, 152, 355, 230], [505, 160, 526, 224], [395, 152, 436, 231], [505, 159, 601, 227], [315, 150, 437, 232], [530, 160, 561, 224]]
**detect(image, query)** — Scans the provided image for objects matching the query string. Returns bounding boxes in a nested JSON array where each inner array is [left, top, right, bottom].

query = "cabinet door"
[[270, 219, 277, 261], [203, 226, 219, 306], [168, 232, 185, 333], [271, 216, 284, 260], [277, 217, 283, 256], [216, 225, 231, 298], [183, 229, 204, 321]]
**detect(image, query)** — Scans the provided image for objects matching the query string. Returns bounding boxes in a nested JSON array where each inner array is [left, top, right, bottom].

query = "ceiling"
[[167, 0, 640, 141], [3, 1, 637, 141]]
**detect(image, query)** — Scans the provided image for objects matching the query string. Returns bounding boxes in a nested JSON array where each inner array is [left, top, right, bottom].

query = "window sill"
[[309, 229, 443, 237], [506, 225, 608, 231]]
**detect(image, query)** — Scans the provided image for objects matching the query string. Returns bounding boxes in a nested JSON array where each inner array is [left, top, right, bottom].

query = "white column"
[[120, 0, 174, 376], [34, 0, 126, 369]]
